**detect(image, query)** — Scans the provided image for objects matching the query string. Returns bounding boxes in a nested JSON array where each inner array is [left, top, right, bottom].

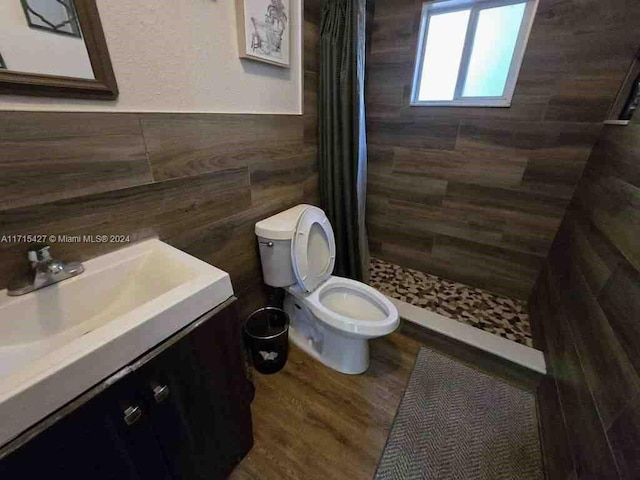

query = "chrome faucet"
[[7, 245, 85, 296]]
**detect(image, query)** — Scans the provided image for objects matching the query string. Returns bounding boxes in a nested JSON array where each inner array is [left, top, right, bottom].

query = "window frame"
[[410, 0, 539, 108]]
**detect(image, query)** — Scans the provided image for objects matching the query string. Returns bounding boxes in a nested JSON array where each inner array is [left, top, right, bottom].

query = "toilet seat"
[[287, 206, 398, 338], [288, 276, 399, 338], [291, 206, 336, 293]]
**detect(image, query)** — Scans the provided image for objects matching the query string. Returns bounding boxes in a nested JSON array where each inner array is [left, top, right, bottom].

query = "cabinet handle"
[[153, 385, 170, 403], [123, 406, 142, 426]]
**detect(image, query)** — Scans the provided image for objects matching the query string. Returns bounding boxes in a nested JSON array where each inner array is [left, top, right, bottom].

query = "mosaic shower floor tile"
[[369, 258, 534, 348]]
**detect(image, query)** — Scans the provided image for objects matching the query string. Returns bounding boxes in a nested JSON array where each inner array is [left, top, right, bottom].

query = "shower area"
[[362, 0, 638, 353]]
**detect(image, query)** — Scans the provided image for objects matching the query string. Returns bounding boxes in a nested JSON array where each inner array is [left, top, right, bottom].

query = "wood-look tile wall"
[[366, 0, 640, 299], [0, 0, 321, 306], [530, 122, 640, 479]]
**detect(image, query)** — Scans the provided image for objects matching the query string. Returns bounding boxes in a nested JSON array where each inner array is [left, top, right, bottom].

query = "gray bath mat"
[[375, 348, 543, 480]]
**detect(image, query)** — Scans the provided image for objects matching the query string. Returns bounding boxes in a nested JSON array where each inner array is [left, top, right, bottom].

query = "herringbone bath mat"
[[375, 348, 543, 480]]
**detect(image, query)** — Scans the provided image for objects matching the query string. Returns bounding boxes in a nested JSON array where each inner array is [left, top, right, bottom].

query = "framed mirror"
[[0, 0, 118, 99]]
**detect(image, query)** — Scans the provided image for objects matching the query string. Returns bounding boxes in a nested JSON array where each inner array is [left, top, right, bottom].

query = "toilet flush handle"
[[259, 241, 274, 247]]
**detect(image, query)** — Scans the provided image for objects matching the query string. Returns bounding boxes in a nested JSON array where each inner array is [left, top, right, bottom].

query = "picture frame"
[[235, 0, 290, 68], [0, 0, 118, 99]]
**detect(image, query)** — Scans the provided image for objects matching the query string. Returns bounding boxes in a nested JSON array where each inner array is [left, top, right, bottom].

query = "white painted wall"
[[0, 0, 303, 114], [0, 2, 94, 79]]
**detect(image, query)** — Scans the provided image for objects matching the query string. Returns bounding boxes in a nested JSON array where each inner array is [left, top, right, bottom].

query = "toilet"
[[255, 204, 399, 375]]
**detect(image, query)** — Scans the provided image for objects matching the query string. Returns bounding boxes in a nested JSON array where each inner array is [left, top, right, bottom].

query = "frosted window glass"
[[462, 2, 526, 98], [418, 9, 470, 101]]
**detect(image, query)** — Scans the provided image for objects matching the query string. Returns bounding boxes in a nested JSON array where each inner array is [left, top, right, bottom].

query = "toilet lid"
[[291, 206, 336, 293]]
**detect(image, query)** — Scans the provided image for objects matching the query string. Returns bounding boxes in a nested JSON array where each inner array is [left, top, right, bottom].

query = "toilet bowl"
[[255, 204, 399, 374]]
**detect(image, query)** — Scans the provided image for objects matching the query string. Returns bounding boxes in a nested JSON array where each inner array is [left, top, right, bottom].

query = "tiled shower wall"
[[0, 0, 322, 313], [365, 0, 640, 299], [530, 121, 640, 479]]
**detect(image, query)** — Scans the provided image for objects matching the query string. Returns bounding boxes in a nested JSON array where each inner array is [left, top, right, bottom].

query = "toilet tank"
[[255, 204, 312, 287]]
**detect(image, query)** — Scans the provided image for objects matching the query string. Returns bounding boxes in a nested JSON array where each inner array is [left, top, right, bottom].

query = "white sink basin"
[[0, 239, 233, 447]]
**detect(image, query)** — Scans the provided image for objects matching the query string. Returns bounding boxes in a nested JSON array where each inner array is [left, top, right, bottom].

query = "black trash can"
[[244, 307, 289, 374]]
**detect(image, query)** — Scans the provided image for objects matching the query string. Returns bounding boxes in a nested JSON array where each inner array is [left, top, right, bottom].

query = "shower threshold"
[[369, 258, 546, 374]]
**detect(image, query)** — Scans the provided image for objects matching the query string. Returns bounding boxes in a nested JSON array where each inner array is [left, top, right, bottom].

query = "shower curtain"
[[319, 0, 369, 281]]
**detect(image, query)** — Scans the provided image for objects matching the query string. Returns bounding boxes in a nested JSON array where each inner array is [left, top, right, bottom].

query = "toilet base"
[[289, 325, 370, 375], [284, 295, 370, 375]]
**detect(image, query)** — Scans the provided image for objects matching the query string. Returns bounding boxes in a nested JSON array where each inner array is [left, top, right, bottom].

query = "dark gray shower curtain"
[[319, 0, 368, 281]]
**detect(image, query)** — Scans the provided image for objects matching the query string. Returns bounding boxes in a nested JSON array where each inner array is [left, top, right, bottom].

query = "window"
[[411, 0, 538, 107]]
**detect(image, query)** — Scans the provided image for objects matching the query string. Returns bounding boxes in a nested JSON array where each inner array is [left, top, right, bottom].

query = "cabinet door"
[[139, 304, 253, 480], [0, 374, 172, 480], [101, 373, 174, 480]]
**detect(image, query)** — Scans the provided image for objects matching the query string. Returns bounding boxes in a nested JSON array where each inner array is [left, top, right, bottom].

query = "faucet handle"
[[28, 244, 52, 263]]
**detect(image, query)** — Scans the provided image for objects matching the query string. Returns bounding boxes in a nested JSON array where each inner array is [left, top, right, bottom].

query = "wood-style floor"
[[229, 332, 422, 480]]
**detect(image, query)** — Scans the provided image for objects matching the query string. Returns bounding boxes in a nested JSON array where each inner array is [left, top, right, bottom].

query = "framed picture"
[[236, 0, 290, 68]]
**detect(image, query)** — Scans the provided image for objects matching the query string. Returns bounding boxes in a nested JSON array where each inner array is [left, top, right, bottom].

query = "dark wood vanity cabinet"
[[0, 300, 254, 480]]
